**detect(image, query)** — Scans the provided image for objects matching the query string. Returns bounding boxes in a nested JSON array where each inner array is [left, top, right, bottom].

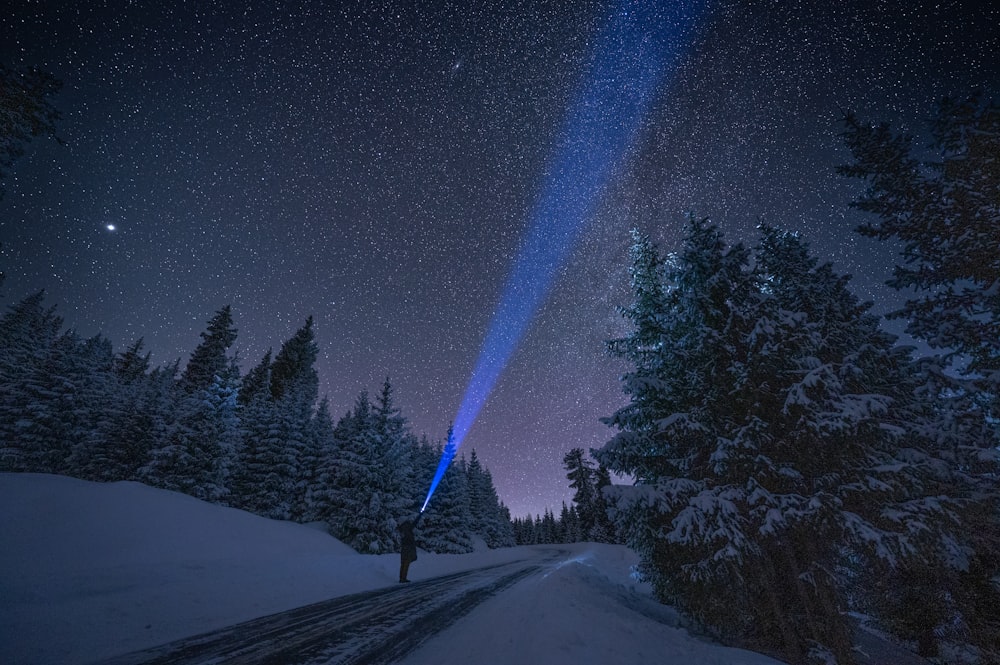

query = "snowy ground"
[[0, 473, 784, 665]]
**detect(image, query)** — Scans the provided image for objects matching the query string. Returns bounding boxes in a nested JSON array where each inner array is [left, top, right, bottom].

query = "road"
[[94, 545, 929, 665], [97, 550, 564, 665]]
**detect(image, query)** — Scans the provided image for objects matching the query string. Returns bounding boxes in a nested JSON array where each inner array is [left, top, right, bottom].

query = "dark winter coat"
[[399, 513, 422, 563]]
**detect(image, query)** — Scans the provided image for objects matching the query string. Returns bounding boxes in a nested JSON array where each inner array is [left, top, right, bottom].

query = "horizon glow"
[[422, 0, 705, 513]]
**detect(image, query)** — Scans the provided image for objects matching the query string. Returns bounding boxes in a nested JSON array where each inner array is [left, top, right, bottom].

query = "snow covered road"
[[97, 552, 564, 665]]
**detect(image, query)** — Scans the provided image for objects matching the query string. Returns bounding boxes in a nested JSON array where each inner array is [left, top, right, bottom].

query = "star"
[[105, 224, 116, 231]]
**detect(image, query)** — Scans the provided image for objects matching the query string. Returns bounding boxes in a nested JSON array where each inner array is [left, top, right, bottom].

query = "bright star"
[[106, 224, 116, 231]]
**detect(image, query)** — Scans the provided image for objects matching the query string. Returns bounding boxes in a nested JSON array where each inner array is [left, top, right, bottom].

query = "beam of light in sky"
[[422, 0, 705, 513]]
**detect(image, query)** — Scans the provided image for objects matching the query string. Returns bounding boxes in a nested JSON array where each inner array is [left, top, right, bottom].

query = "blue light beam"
[[422, 0, 705, 513]]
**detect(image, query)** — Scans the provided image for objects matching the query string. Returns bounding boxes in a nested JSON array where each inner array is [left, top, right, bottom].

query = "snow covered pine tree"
[[597, 220, 953, 664], [841, 95, 1000, 659]]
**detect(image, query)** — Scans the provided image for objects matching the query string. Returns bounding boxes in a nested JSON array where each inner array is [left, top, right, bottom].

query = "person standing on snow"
[[398, 512, 423, 583]]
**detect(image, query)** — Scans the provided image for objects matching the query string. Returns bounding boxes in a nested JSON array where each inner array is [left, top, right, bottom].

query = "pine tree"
[[240, 395, 299, 519], [597, 220, 758, 627], [302, 396, 338, 523], [597, 220, 949, 664], [274, 318, 319, 520], [114, 338, 151, 382], [238, 348, 272, 406], [514, 514, 538, 545], [524, 515, 538, 545], [559, 502, 582, 543], [841, 95, 1000, 380], [235, 320, 319, 520], [6, 326, 116, 476], [42, 332, 116, 476], [0, 292, 63, 470], [841, 95, 1000, 657], [563, 448, 599, 538], [326, 392, 395, 552], [372, 377, 417, 529], [466, 450, 489, 535], [231, 360, 284, 515], [590, 463, 616, 543], [419, 432, 474, 553], [374, 377, 406, 441], [82, 343, 166, 482], [144, 306, 241, 502], [144, 363, 240, 502], [465, 450, 514, 547], [534, 510, 558, 544], [180, 306, 237, 394], [495, 500, 516, 547], [750, 226, 950, 661], [270, 316, 318, 403], [232, 349, 273, 509], [74, 339, 152, 481], [408, 433, 439, 510]]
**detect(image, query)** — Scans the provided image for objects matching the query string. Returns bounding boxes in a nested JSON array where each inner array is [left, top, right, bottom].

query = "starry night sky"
[[2, 1, 997, 518]]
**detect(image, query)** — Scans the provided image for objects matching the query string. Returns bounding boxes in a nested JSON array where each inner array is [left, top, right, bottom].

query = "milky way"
[[2, 0, 997, 518]]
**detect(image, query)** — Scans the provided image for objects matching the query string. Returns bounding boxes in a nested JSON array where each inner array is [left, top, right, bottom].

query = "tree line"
[[509, 448, 616, 546], [0, 301, 515, 553], [595, 96, 999, 664]]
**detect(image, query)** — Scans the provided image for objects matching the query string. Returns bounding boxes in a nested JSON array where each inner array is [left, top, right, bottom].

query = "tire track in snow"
[[97, 551, 564, 665]]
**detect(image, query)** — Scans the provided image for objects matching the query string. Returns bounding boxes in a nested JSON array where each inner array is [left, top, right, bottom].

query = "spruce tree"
[[144, 363, 240, 502], [466, 450, 489, 535], [0, 292, 63, 471], [598, 220, 757, 622], [270, 316, 318, 403], [750, 226, 947, 661], [146, 307, 241, 502], [39, 332, 116, 476], [563, 448, 598, 537], [841, 96, 1000, 657], [374, 377, 406, 441], [232, 349, 273, 510], [238, 348, 272, 406], [302, 396, 338, 523], [597, 220, 948, 664], [236, 319, 319, 519], [180, 306, 237, 394], [559, 502, 582, 543], [232, 361, 284, 515], [840, 95, 1000, 381], [114, 338, 151, 382], [274, 319, 319, 520], [408, 433, 439, 510], [372, 377, 417, 530], [326, 392, 396, 552], [518, 514, 540, 545], [465, 450, 514, 547], [419, 432, 474, 553], [590, 463, 616, 543], [83, 343, 168, 483]]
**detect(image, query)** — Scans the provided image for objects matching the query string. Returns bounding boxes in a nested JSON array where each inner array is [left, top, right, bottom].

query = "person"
[[398, 511, 423, 583]]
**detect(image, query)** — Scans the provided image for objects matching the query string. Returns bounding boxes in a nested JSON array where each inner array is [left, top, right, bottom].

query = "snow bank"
[[0, 473, 523, 664]]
